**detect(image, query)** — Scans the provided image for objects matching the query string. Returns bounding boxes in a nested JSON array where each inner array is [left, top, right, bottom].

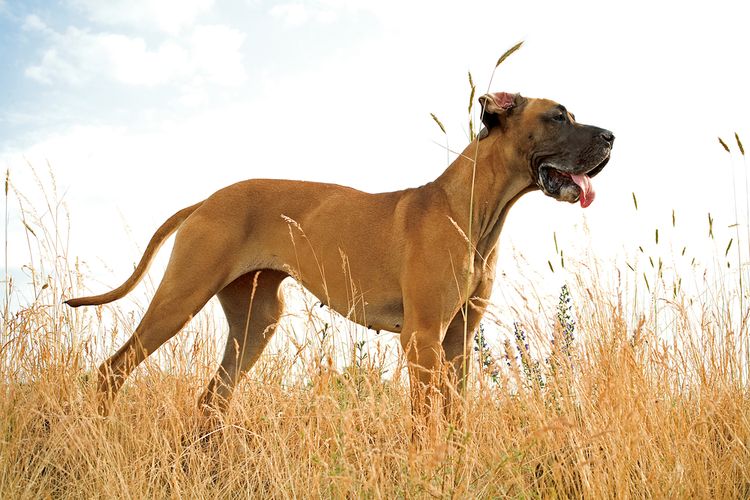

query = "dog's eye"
[[552, 113, 566, 123]]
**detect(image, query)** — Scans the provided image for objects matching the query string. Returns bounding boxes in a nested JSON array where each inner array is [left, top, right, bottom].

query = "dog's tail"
[[65, 202, 203, 308]]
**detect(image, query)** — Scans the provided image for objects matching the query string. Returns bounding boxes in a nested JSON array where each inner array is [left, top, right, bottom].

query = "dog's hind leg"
[[198, 270, 287, 416], [96, 225, 238, 416]]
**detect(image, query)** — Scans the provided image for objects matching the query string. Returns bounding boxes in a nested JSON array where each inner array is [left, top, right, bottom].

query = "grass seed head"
[[495, 41, 524, 68], [430, 113, 446, 134]]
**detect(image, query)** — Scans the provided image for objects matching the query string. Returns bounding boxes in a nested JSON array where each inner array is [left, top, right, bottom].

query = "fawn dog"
[[66, 92, 613, 424]]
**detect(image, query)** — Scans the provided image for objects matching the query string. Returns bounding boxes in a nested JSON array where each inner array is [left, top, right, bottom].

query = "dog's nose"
[[600, 130, 615, 144]]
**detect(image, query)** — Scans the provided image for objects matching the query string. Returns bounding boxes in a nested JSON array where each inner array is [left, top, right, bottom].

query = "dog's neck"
[[432, 133, 535, 263]]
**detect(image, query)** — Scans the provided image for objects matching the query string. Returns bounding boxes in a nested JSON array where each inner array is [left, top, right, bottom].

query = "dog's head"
[[479, 92, 614, 208]]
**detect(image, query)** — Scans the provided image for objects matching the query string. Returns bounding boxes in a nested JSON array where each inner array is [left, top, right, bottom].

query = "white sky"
[[2, 0, 750, 339]]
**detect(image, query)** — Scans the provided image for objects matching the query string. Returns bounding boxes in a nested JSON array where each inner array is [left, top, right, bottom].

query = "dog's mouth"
[[537, 155, 609, 208]]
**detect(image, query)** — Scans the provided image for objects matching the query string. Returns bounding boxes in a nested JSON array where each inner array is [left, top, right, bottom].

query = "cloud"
[[269, 3, 309, 27], [189, 25, 247, 85], [22, 14, 50, 33], [70, 0, 215, 35], [269, 2, 339, 27], [24, 23, 246, 87]]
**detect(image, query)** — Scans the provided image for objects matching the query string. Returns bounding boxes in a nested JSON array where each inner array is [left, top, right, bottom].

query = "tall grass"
[[2, 156, 749, 497]]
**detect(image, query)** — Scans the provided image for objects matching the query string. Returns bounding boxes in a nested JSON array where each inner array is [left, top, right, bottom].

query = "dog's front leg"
[[399, 320, 451, 443]]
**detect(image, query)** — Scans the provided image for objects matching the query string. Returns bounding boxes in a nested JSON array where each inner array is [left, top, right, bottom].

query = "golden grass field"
[[2, 156, 750, 499]]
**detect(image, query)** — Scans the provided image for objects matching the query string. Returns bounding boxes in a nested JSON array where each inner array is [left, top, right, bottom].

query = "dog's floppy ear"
[[478, 92, 524, 140]]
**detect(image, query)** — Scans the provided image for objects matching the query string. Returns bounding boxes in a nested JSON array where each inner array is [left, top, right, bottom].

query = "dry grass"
[[2, 275, 749, 498], [2, 173, 750, 499]]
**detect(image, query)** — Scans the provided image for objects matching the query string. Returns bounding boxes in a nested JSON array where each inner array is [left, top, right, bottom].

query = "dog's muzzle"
[[536, 130, 614, 208]]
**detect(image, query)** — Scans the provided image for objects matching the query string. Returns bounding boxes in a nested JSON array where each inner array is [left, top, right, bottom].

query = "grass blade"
[[467, 71, 476, 114], [468, 72, 477, 140], [430, 113, 446, 134]]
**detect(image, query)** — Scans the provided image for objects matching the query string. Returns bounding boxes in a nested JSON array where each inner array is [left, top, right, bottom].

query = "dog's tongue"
[[570, 173, 595, 208]]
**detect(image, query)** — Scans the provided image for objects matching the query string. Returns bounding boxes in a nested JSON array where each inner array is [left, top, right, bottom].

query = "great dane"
[[66, 92, 613, 423]]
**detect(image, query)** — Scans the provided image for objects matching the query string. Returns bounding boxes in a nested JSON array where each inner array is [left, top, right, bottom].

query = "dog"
[[66, 92, 613, 423]]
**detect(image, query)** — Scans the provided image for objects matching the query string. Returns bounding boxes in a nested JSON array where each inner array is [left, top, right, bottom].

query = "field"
[[2, 158, 750, 499]]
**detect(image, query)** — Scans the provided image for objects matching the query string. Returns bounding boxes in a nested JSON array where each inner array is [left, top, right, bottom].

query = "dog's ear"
[[478, 92, 524, 139]]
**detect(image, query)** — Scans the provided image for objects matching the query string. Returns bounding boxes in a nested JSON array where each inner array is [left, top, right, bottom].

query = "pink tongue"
[[569, 173, 595, 208]]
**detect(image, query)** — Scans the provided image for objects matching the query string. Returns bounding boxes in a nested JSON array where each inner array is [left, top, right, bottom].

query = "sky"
[[2, 0, 750, 339]]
